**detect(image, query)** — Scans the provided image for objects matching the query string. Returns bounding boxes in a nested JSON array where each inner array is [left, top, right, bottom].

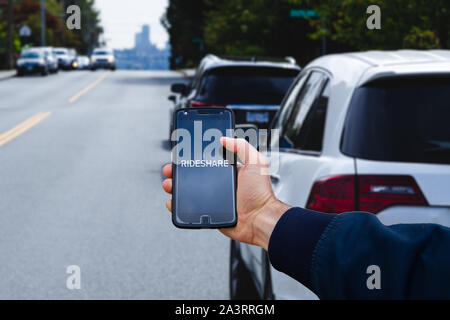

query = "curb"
[[0, 71, 16, 81]]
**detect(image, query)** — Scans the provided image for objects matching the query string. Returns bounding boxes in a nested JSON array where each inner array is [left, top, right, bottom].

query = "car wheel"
[[91, 67, 96, 71], [41, 68, 49, 76], [229, 240, 260, 300]]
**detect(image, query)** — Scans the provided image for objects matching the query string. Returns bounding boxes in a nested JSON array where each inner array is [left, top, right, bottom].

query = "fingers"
[[162, 164, 173, 212], [166, 199, 172, 212], [220, 137, 268, 166], [162, 178, 172, 194], [162, 163, 172, 178]]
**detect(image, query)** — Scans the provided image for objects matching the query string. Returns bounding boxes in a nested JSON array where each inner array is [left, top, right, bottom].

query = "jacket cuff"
[[268, 207, 336, 290]]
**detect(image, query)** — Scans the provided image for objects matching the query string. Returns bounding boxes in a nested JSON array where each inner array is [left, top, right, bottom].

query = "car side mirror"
[[171, 83, 188, 95], [168, 95, 177, 103]]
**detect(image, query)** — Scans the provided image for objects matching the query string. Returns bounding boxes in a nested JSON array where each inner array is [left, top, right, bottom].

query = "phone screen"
[[172, 108, 237, 228]]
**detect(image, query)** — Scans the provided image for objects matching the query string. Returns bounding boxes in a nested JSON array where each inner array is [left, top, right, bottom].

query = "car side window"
[[192, 63, 205, 91], [272, 72, 309, 132], [281, 71, 328, 150], [294, 81, 330, 152]]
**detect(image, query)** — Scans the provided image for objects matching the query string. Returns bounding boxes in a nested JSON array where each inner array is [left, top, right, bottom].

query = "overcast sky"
[[95, 0, 169, 49]]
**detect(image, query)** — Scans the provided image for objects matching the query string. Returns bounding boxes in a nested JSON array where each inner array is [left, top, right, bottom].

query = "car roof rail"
[[284, 56, 297, 65]]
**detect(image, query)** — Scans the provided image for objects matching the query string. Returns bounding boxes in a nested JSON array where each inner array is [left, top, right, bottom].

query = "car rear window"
[[342, 76, 450, 165], [196, 67, 299, 105], [94, 51, 110, 55], [21, 52, 40, 58]]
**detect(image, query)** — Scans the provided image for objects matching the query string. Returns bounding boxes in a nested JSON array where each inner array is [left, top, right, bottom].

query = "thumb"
[[220, 137, 268, 166]]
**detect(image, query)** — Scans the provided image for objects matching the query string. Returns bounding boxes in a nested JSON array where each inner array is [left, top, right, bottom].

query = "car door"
[[239, 70, 332, 299], [237, 72, 310, 295], [268, 70, 335, 299], [270, 70, 331, 208]]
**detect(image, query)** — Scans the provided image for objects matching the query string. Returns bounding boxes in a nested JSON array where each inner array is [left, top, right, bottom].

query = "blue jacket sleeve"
[[268, 207, 450, 299]]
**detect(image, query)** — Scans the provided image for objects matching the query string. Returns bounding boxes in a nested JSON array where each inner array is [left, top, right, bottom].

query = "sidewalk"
[[0, 70, 16, 81]]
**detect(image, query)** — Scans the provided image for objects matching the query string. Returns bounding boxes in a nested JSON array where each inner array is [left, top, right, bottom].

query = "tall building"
[[114, 25, 170, 70]]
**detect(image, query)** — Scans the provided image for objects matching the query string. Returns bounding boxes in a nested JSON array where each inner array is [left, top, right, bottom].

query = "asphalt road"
[[0, 70, 229, 299]]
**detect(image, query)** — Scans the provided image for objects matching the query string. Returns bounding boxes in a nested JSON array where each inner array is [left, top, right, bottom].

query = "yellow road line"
[[0, 112, 51, 147], [69, 72, 111, 103]]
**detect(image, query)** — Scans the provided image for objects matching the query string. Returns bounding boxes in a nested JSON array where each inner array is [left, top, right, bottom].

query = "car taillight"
[[306, 175, 355, 214], [189, 100, 225, 108], [358, 175, 428, 213], [306, 175, 428, 214]]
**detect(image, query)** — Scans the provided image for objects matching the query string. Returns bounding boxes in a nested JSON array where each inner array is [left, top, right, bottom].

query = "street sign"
[[19, 25, 32, 37], [290, 9, 321, 18]]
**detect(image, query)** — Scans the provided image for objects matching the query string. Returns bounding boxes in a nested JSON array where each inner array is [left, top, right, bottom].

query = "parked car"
[[90, 48, 116, 71], [232, 50, 450, 300], [54, 47, 77, 70], [68, 49, 78, 69], [16, 49, 50, 76], [77, 56, 91, 70], [32, 47, 58, 73], [168, 55, 300, 140]]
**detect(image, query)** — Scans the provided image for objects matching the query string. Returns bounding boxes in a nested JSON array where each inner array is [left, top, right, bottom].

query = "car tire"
[[229, 240, 261, 300], [91, 67, 96, 71], [111, 67, 116, 71], [41, 68, 49, 76]]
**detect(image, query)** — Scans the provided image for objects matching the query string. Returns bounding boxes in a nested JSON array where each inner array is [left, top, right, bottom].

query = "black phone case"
[[171, 107, 237, 229]]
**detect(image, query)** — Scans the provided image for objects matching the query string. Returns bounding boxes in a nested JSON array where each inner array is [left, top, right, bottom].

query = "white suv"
[[231, 50, 450, 300], [90, 48, 116, 71]]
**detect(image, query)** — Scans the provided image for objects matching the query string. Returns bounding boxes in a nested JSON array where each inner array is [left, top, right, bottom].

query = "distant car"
[[68, 49, 78, 69], [54, 47, 77, 70], [32, 47, 58, 73], [90, 48, 116, 71], [16, 49, 50, 76], [233, 50, 450, 301], [77, 56, 91, 70], [168, 55, 300, 140]]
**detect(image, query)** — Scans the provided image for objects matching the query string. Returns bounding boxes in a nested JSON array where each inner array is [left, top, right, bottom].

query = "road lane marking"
[[0, 112, 51, 147], [69, 72, 111, 103]]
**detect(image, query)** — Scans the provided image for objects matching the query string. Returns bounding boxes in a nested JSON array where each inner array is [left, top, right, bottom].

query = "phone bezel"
[[171, 107, 238, 229]]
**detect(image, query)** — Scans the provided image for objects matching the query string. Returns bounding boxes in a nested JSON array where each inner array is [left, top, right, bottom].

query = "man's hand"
[[162, 137, 291, 251]]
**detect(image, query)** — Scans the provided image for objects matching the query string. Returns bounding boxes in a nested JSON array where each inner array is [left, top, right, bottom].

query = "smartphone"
[[171, 108, 237, 229]]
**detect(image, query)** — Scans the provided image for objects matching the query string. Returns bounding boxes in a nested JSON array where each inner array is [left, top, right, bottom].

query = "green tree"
[[306, 0, 450, 50], [0, 0, 102, 68], [161, 0, 208, 68], [63, 0, 103, 54]]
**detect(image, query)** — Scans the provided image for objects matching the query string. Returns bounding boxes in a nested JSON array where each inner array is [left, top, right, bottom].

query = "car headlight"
[[17, 60, 24, 66], [108, 57, 115, 63], [39, 59, 46, 65], [91, 57, 96, 63]]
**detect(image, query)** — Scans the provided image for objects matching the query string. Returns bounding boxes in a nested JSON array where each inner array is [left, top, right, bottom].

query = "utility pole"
[[41, 0, 46, 46], [61, 0, 66, 45], [6, 0, 13, 69]]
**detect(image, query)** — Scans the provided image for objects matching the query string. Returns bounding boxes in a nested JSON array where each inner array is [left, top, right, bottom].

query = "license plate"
[[246, 111, 269, 123]]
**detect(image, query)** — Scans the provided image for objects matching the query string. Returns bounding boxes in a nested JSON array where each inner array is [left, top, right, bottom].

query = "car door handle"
[[270, 174, 280, 183]]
